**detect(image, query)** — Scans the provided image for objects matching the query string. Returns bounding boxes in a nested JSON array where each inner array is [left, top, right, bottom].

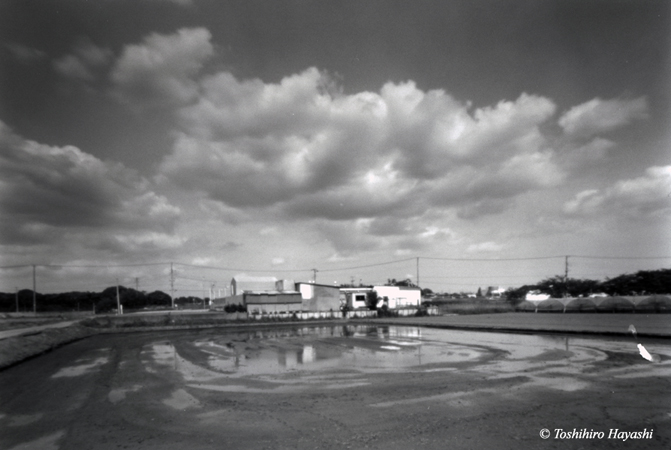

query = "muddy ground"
[[1, 323, 670, 450]]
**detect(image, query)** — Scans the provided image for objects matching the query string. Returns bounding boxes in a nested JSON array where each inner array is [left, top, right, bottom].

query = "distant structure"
[[230, 276, 278, 296], [213, 276, 340, 314], [525, 290, 551, 301], [212, 276, 422, 315]]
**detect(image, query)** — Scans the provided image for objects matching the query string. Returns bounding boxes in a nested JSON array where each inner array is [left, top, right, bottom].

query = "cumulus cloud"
[[563, 166, 671, 217], [96, 31, 652, 256], [559, 97, 649, 138], [110, 27, 214, 108], [0, 121, 181, 247], [160, 66, 565, 224]]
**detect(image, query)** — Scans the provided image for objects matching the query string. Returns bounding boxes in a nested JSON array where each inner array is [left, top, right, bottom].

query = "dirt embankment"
[[0, 324, 96, 370]]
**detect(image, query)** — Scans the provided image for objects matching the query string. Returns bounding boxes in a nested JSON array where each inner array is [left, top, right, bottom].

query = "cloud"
[[5, 43, 46, 63], [0, 121, 181, 248], [161, 66, 565, 225], [558, 137, 614, 172], [53, 38, 112, 81], [563, 165, 671, 217], [559, 97, 649, 138], [315, 220, 384, 255], [467, 241, 504, 253], [271, 257, 285, 266], [110, 27, 214, 108]]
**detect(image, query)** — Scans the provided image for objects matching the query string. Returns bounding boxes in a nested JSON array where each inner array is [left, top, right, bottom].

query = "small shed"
[[296, 282, 341, 312]]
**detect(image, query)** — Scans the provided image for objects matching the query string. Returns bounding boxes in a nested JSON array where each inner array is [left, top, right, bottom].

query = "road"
[[1, 323, 670, 449]]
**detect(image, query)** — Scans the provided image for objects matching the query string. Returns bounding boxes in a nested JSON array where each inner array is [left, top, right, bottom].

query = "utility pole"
[[564, 255, 570, 297], [32, 265, 36, 314], [170, 262, 175, 309], [116, 278, 121, 314], [416, 257, 420, 288], [312, 268, 318, 283]]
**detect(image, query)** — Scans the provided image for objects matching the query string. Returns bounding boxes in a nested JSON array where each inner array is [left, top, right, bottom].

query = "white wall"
[[374, 286, 421, 308]]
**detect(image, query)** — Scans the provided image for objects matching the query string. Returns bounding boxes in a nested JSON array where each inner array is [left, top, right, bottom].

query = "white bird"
[[629, 324, 660, 363], [637, 344, 654, 362]]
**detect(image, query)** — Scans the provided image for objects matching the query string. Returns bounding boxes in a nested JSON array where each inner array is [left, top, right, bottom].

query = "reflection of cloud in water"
[[51, 349, 110, 378], [163, 389, 201, 410], [108, 385, 143, 404], [141, 326, 671, 398]]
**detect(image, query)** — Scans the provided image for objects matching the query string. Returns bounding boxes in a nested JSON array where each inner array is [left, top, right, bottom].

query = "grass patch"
[[428, 298, 515, 315]]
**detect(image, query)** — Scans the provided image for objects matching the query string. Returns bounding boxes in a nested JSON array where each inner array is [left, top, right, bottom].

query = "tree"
[[366, 290, 380, 310]]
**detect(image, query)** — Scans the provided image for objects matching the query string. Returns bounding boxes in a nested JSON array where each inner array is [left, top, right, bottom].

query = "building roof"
[[244, 291, 302, 304], [296, 281, 341, 289], [231, 276, 278, 294], [232, 275, 278, 283]]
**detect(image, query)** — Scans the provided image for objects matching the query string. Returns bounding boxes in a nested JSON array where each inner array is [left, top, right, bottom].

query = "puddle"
[[163, 389, 201, 410], [51, 350, 110, 378], [187, 326, 490, 378], [187, 383, 300, 394], [138, 325, 671, 398], [108, 385, 143, 404]]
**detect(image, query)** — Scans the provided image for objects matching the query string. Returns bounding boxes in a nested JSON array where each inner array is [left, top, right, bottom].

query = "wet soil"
[[1, 324, 670, 449]]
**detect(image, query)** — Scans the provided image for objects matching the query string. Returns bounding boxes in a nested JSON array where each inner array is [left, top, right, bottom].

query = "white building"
[[373, 285, 421, 308]]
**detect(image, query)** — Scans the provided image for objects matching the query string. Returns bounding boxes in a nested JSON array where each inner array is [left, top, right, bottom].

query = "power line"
[[317, 257, 417, 273], [571, 255, 671, 260], [2, 254, 669, 272], [421, 255, 564, 262], [173, 262, 312, 273]]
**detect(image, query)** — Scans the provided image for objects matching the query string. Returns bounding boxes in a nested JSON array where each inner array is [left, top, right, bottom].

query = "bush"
[[376, 304, 397, 318], [414, 305, 429, 317]]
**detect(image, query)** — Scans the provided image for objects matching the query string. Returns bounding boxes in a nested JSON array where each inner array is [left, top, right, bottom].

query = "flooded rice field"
[[1, 324, 670, 449]]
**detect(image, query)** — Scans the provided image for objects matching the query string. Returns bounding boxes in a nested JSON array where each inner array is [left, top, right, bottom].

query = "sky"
[[1, 0, 670, 296]]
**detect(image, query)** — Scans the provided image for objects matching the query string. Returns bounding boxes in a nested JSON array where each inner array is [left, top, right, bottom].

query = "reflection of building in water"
[[277, 345, 316, 367], [302, 345, 315, 363], [389, 327, 421, 339], [278, 350, 298, 368]]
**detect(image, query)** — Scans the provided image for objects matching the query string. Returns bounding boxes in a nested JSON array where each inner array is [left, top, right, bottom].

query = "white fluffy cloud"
[[111, 27, 214, 107], [160, 67, 565, 223], [564, 165, 671, 217], [559, 97, 649, 137], [0, 121, 181, 248], [101, 28, 659, 261]]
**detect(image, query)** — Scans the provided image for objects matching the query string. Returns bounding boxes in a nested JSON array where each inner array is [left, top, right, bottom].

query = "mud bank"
[[0, 325, 95, 370]]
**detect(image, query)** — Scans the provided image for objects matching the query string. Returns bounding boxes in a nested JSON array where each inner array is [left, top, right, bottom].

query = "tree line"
[[0, 285, 205, 313], [1, 268, 668, 313], [505, 268, 671, 302]]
